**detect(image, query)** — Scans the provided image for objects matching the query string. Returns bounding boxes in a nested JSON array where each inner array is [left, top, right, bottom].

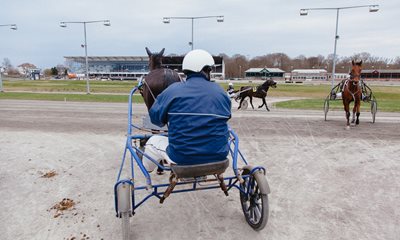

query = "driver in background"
[[227, 82, 235, 97], [142, 49, 231, 172]]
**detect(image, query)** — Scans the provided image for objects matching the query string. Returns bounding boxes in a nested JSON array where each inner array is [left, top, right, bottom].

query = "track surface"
[[1, 99, 399, 240]]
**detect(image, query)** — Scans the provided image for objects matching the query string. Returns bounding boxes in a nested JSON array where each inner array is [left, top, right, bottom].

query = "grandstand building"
[[64, 55, 225, 80]]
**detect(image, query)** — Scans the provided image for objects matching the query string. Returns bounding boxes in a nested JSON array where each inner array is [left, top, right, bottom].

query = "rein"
[[343, 79, 361, 101], [141, 69, 183, 104]]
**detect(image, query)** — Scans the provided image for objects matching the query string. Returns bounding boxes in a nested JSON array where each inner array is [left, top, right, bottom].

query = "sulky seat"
[[170, 159, 229, 178], [159, 159, 230, 203]]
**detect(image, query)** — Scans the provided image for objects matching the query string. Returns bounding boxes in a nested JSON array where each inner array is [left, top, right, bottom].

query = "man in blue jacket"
[[142, 49, 231, 172]]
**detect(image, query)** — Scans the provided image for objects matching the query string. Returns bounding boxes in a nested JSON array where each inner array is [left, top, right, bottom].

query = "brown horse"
[[140, 47, 181, 110], [237, 79, 277, 111], [342, 60, 363, 129]]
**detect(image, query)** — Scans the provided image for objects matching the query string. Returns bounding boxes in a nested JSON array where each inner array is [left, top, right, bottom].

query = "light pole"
[[0, 24, 17, 92], [162, 16, 224, 50], [300, 5, 379, 88], [60, 20, 110, 94]]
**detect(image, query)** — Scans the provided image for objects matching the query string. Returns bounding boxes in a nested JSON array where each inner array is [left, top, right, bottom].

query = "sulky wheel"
[[323, 99, 329, 121], [240, 166, 270, 231], [371, 100, 377, 123], [117, 182, 132, 240]]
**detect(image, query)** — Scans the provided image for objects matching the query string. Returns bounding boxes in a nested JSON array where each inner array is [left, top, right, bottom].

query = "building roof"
[[292, 69, 327, 74], [245, 67, 284, 73], [362, 69, 400, 74], [64, 56, 224, 67], [65, 56, 149, 62]]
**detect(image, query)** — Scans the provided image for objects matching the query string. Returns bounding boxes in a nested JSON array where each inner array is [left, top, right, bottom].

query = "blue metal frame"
[[114, 87, 266, 216]]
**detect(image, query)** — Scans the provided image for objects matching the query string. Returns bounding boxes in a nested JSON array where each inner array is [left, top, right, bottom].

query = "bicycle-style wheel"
[[324, 99, 329, 121], [240, 167, 269, 231], [371, 100, 377, 123]]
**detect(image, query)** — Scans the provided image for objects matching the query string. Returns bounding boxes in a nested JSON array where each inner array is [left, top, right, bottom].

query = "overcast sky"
[[1, 0, 397, 69]]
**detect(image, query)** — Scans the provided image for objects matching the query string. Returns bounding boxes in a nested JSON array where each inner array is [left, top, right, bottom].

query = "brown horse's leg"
[[355, 99, 361, 125], [343, 99, 350, 127], [351, 103, 356, 124], [249, 96, 254, 109]]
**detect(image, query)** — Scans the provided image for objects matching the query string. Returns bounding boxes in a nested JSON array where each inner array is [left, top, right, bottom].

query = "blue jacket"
[[149, 73, 231, 165]]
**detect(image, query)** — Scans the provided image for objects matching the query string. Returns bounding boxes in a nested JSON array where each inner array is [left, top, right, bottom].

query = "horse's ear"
[[145, 47, 152, 56], [159, 48, 165, 56], [352, 60, 355, 65], [358, 60, 363, 66]]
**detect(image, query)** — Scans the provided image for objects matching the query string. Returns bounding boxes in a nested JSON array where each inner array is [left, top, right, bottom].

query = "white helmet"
[[228, 82, 233, 86], [182, 49, 215, 73]]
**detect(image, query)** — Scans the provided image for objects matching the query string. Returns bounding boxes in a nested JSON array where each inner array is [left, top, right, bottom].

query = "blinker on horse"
[[342, 60, 363, 129], [140, 47, 181, 110]]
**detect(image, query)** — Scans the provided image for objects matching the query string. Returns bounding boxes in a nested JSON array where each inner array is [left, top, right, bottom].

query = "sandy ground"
[[1, 98, 399, 240]]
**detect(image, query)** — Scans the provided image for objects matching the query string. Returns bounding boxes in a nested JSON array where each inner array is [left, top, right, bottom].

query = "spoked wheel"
[[240, 100, 248, 110], [240, 167, 269, 231], [371, 100, 377, 123], [324, 98, 329, 121]]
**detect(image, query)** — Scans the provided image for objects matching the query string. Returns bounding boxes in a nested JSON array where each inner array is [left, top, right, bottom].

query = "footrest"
[[171, 159, 229, 178]]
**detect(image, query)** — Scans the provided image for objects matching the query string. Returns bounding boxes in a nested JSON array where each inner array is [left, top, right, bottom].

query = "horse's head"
[[141, 47, 181, 111], [262, 79, 277, 89], [146, 47, 165, 71], [350, 60, 362, 82]]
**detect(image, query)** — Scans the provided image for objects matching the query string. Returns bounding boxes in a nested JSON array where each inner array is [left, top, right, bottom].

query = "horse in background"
[[342, 60, 363, 129], [140, 47, 181, 110], [237, 79, 277, 111]]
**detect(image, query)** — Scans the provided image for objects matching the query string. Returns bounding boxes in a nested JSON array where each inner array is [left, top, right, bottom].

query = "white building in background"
[[291, 69, 328, 81], [290, 69, 349, 82], [64, 55, 225, 80]]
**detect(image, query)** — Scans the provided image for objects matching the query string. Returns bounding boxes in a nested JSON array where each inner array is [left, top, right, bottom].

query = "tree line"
[[221, 52, 400, 78], [2, 52, 400, 79]]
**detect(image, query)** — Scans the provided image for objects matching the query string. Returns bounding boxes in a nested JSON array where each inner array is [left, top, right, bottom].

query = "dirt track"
[[0, 99, 399, 240]]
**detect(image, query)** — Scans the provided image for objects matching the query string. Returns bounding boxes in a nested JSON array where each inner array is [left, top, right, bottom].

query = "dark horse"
[[237, 79, 277, 111], [140, 47, 181, 110], [342, 60, 362, 129]]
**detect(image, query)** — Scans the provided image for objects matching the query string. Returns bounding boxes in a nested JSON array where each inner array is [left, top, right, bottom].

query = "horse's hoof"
[[345, 126, 350, 130], [356, 120, 360, 125]]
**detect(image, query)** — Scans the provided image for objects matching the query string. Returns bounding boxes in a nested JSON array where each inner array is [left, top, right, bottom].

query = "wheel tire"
[[371, 100, 377, 123], [241, 100, 248, 110], [240, 168, 269, 231], [117, 183, 132, 240], [324, 99, 329, 121], [121, 212, 130, 240]]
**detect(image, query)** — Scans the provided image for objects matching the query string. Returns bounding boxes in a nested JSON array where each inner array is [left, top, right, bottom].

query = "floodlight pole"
[[0, 24, 18, 92], [300, 5, 379, 89], [163, 16, 224, 50], [60, 20, 110, 94]]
